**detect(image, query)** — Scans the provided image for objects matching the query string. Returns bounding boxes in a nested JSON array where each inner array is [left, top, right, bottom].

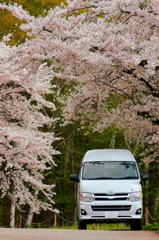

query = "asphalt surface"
[[0, 229, 158, 240]]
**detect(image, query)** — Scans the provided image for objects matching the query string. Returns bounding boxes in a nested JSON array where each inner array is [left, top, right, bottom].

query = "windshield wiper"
[[117, 176, 138, 179], [83, 176, 138, 180], [84, 177, 115, 180]]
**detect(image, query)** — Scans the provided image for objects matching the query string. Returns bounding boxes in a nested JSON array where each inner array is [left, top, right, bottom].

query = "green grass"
[[144, 223, 159, 231], [87, 223, 130, 230], [52, 223, 130, 230]]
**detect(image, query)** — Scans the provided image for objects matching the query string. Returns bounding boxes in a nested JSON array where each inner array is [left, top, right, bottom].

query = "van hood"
[[80, 179, 141, 194]]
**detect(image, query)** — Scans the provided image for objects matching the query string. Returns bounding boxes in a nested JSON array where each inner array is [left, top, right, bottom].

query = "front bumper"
[[79, 200, 142, 223]]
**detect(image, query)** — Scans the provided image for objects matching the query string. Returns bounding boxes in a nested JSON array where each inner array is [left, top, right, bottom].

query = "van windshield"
[[82, 161, 139, 180]]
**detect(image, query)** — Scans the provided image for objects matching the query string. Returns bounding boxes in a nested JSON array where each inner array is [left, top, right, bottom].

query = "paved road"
[[0, 229, 158, 240]]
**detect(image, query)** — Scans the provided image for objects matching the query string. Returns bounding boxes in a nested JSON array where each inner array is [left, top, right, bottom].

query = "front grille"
[[94, 193, 127, 196], [94, 193, 129, 201], [91, 205, 131, 212], [95, 197, 128, 201]]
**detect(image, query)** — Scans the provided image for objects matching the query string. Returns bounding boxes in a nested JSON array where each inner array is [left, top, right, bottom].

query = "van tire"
[[78, 220, 87, 230], [130, 220, 142, 230]]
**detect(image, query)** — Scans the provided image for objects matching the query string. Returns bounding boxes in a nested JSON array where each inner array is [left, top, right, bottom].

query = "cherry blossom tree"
[[1, 0, 159, 225], [0, 42, 59, 227]]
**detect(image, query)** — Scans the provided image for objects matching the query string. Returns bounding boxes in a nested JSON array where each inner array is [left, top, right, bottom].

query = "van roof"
[[82, 149, 136, 163]]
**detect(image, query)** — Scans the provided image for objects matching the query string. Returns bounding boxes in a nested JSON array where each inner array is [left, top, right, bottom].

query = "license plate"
[[105, 212, 118, 218]]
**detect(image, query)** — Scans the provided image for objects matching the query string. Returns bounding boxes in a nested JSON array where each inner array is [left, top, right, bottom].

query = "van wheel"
[[78, 220, 87, 230], [130, 220, 142, 230]]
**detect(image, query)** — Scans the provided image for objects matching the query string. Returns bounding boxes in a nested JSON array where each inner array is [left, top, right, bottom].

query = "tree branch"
[[139, 77, 159, 98]]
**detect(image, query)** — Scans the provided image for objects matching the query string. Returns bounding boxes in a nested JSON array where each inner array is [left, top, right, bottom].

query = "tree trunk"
[[64, 137, 73, 177], [26, 208, 34, 227], [26, 190, 39, 227], [148, 162, 159, 223], [10, 196, 16, 228]]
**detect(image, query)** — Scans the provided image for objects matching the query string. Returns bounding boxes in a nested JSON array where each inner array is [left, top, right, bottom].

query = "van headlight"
[[129, 192, 142, 202], [80, 192, 94, 202]]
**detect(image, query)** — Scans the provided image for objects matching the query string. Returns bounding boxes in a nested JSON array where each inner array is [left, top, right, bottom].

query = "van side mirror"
[[140, 172, 149, 181], [70, 174, 79, 182]]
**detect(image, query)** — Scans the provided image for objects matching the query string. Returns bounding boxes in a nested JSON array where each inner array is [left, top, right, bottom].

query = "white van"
[[70, 149, 147, 230]]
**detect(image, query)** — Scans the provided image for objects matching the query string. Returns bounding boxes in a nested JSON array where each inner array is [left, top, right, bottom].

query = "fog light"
[[136, 208, 141, 215], [81, 209, 87, 215]]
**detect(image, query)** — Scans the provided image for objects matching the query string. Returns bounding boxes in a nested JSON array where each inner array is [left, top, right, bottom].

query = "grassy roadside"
[[52, 223, 130, 230], [144, 223, 159, 232]]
